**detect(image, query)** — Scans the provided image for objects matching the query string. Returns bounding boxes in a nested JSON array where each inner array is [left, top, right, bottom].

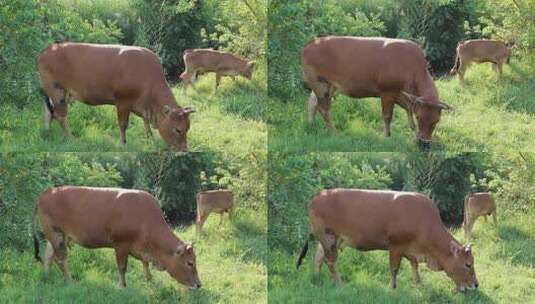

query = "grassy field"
[[267, 57, 535, 153], [0, 67, 267, 154], [268, 207, 534, 303], [0, 207, 266, 304]]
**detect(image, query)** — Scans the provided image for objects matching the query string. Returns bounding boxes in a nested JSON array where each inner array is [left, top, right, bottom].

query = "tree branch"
[[240, 0, 257, 19]]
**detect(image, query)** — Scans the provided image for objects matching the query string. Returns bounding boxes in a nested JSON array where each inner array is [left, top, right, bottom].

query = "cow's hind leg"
[[50, 230, 72, 282], [114, 246, 130, 288], [196, 212, 209, 235], [44, 241, 55, 274], [308, 92, 319, 125], [317, 229, 340, 282], [314, 243, 324, 274], [464, 216, 475, 240], [458, 60, 468, 87], [492, 210, 498, 226]]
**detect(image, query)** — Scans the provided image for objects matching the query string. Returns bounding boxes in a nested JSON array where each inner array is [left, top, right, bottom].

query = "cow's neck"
[[149, 224, 182, 257], [426, 225, 458, 268], [415, 72, 440, 103]]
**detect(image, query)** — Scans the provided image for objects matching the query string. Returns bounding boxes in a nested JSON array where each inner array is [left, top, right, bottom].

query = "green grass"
[[0, 207, 266, 304], [267, 57, 535, 153], [268, 208, 534, 303], [0, 67, 267, 154]]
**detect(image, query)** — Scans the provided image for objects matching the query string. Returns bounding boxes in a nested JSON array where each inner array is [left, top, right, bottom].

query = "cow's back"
[[38, 43, 167, 104], [197, 190, 233, 214], [459, 40, 508, 62], [38, 186, 164, 246], [467, 192, 495, 215], [185, 49, 246, 71], [302, 37, 429, 98], [309, 189, 442, 249]]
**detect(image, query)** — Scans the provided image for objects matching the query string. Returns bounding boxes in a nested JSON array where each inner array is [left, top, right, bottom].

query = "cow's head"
[[444, 241, 478, 292], [242, 61, 255, 80], [158, 105, 195, 152], [161, 243, 201, 289], [400, 91, 451, 151]]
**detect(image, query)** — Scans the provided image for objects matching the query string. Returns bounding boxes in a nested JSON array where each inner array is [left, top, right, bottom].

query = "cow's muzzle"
[[417, 138, 432, 151]]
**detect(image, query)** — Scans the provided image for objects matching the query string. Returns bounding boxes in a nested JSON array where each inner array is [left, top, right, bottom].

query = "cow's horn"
[[436, 101, 452, 110]]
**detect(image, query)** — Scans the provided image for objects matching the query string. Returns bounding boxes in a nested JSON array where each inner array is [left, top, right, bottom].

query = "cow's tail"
[[31, 203, 42, 263], [296, 233, 314, 269], [449, 46, 461, 76]]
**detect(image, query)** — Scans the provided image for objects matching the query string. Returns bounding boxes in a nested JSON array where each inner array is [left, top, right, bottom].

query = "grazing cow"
[[450, 39, 513, 86], [463, 192, 497, 240], [296, 189, 478, 292], [32, 186, 201, 289], [196, 190, 234, 234], [38, 43, 195, 151], [302, 36, 451, 150], [180, 49, 254, 91]]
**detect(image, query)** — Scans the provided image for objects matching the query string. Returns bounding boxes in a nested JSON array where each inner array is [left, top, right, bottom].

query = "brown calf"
[[196, 190, 234, 234], [180, 49, 254, 92], [450, 39, 513, 86], [463, 192, 497, 240]]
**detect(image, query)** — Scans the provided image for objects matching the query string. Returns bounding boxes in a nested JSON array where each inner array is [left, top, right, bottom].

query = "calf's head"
[[444, 241, 478, 292], [401, 92, 451, 151], [161, 243, 201, 289], [158, 105, 195, 151]]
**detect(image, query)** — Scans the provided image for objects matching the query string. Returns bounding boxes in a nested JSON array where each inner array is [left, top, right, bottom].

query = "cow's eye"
[[465, 263, 471, 269], [174, 128, 183, 135], [187, 261, 194, 267]]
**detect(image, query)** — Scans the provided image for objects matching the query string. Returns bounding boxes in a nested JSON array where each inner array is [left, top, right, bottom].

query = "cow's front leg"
[[143, 117, 153, 140], [407, 257, 421, 284], [307, 92, 319, 125], [114, 247, 129, 288], [116, 107, 130, 145], [314, 243, 324, 274], [389, 249, 402, 289], [142, 260, 152, 281], [381, 95, 395, 137]]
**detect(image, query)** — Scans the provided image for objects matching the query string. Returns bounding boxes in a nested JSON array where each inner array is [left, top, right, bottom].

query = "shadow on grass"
[[496, 225, 534, 267]]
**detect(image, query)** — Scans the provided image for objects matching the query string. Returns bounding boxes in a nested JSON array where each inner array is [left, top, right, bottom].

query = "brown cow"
[[180, 49, 254, 92], [31, 186, 201, 289], [463, 192, 497, 240], [38, 43, 195, 151], [302, 36, 451, 150], [296, 189, 478, 291], [196, 190, 234, 234], [450, 39, 513, 86]]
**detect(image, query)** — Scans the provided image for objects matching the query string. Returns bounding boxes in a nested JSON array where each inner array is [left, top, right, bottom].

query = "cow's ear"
[[450, 240, 461, 258], [162, 105, 172, 117], [465, 243, 472, 254], [175, 243, 193, 255]]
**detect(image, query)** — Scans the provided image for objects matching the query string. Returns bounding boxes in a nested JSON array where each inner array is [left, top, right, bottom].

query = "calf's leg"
[[492, 210, 498, 226], [318, 230, 340, 282], [458, 60, 468, 87], [406, 256, 421, 284], [196, 212, 209, 235], [215, 73, 222, 91]]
